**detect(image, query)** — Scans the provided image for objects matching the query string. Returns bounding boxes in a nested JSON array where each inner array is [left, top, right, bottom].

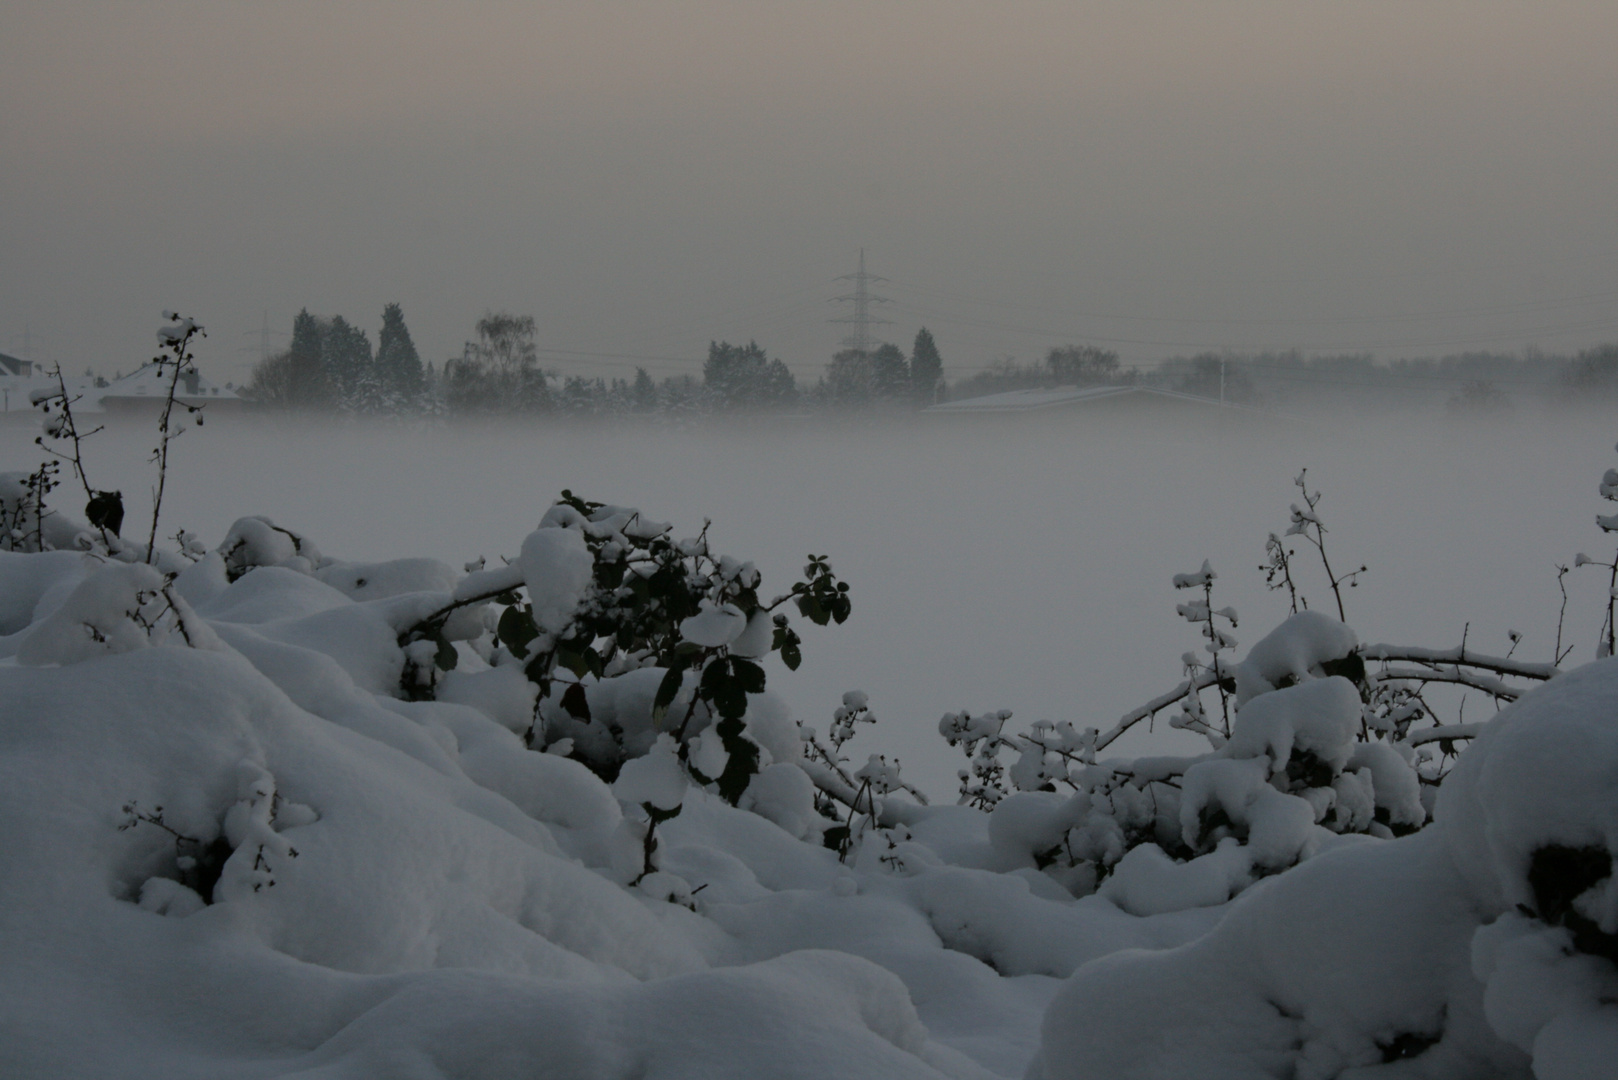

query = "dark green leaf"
[[497, 606, 539, 659], [560, 682, 592, 721], [731, 658, 766, 694], [711, 676, 747, 720], [653, 665, 685, 713], [799, 593, 829, 626], [714, 716, 761, 805]]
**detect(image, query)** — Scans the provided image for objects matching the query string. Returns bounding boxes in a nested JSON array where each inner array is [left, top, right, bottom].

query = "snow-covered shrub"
[[381, 491, 854, 818], [1033, 655, 1618, 1080], [220, 515, 326, 580], [16, 561, 220, 664], [941, 473, 1568, 907]]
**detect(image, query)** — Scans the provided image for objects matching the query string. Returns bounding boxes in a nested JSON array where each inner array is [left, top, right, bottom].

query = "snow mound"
[[1233, 610, 1359, 704], [7, 510, 1613, 1079], [1035, 657, 1618, 1080]]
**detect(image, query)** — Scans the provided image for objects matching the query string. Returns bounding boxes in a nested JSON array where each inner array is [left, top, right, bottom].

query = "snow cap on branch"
[[1233, 610, 1359, 705], [518, 526, 593, 634]]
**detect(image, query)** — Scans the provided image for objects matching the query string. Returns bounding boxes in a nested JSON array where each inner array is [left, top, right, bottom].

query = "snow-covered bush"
[[939, 475, 1564, 909], [1032, 655, 1618, 1080], [380, 490, 854, 815]]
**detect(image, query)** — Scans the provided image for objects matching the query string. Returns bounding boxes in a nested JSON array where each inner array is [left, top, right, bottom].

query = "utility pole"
[[830, 249, 892, 353], [1220, 357, 1226, 406]]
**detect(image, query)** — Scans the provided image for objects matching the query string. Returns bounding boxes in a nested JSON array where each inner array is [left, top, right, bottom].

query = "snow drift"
[[1, 513, 1615, 1078]]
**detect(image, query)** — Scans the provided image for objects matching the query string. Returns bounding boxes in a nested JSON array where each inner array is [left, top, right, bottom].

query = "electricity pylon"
[[830, 249, 892, 353]]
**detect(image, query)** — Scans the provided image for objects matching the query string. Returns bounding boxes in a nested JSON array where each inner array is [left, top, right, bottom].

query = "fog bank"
[[4, 408, 1608, 795]]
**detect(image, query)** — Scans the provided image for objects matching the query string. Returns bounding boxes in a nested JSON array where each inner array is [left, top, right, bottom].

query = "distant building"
[[96, 363, 243, 414], [0, 361, 241, 416], [0, 360, 90, 416]]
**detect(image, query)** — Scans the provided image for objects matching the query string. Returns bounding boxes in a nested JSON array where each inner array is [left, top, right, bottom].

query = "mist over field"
[[7, 405, 1608, 797]]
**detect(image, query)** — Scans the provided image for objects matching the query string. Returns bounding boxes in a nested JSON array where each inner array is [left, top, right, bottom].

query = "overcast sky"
[[4, 1, 1617, 386]]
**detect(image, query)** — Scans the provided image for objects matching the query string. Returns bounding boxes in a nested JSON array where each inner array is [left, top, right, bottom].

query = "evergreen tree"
[[824, 348, 874, 403], [825, 343, 909, 404], [870, 343, 909, 399], [703, 341, 797, 408], [287, 309, 328, 408], [632, 367, 658, 412], [910, 327, 943, 404], [376, 302, 425, 406], [321, 316, 375, 411]]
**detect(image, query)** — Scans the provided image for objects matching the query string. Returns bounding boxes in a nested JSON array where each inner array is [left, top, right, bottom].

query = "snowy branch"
[[1372, 664, 1524, 702], [1095, 668, 1227, 751], [1406, 722, 1490, 747], [1360, 643, 1559, 683]]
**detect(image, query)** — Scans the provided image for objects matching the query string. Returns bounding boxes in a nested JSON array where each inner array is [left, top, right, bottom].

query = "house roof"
[[97, 363, 238, 401], [0, 363, 238, 413]]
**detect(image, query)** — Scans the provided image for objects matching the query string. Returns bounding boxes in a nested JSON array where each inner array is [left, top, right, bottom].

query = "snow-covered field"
[[2, 406, 1610, 792], [3, 401, 1617, 1078]]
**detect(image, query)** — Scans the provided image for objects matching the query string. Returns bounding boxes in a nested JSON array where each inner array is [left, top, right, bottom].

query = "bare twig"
[[147, 314, 206, 563], [1554, 563, 1573, 666]]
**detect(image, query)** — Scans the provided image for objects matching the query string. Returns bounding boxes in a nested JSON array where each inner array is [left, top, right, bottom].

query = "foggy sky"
[[4, 1, 1617, 387]]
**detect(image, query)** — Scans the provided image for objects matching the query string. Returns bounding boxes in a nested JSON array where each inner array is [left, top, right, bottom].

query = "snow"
[[3, 494, 1617, 1079], [1233, 609, 1359, 704], [614, 733, 689, 811], [1223, 675, 1362, 775], [729, 607, 775, 658], [436, 663, 538, 734], [680, 597, 749, 648], [1031, 656, 1618, 1079], [517, 525, 594, 634]]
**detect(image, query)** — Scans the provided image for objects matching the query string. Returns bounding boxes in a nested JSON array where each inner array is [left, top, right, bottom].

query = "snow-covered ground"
[[3, 404, 1617, 1077]]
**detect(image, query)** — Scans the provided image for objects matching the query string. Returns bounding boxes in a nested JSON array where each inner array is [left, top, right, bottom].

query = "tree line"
[[246, 305, 1618, 417], [245, 309, 955, 417], [247, 304, 426, 413]]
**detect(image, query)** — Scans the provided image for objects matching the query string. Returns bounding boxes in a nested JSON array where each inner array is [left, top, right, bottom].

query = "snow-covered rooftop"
[[0, 364, 238, 414], [98, 362, 239, 404]]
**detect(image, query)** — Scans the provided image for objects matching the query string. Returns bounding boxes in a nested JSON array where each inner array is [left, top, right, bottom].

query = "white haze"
[[5, 408, 1611, 797]]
